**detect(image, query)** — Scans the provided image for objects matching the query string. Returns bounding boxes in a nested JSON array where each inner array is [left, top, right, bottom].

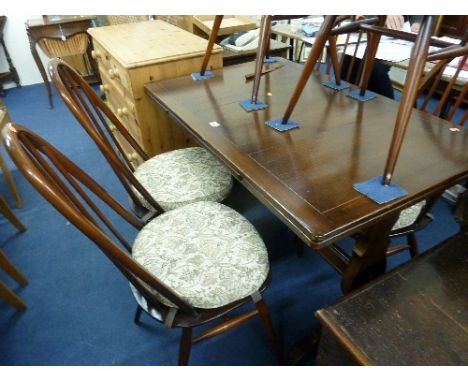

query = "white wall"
[[0, 15, 50, 88]]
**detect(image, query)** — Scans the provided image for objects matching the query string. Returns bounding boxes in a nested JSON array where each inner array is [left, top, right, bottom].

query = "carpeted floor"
[[0, 81, 461, 365]]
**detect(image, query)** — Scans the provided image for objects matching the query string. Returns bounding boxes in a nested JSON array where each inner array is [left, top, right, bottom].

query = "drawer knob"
[[91, 50, 102, 59], [127, 152, 139, 162], [108, 68, 120, 79], [117, 107, 128, 117], [99, 84, 109, 93]]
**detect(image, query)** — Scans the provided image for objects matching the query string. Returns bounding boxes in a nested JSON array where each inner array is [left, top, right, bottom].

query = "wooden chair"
[[384, 25, 467, 257], [48, 58, 233, 220], [388, 41, 468, 257], [2, 123, 280, 365]]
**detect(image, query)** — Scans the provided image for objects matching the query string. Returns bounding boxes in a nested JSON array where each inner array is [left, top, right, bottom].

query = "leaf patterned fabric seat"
[[392, 200, 426, 231], [133, 147, 233, 211], [132, 201, 269, 311]]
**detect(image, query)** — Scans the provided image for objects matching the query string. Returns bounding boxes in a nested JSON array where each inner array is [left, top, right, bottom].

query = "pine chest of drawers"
[[88, 20, 223, 160]]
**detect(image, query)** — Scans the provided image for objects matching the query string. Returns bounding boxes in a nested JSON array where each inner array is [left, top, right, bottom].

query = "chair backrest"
[[48, 58, 163, 214], [417, 53, 468, 126], [356, 19, 468, 122], [329, 16, 388, 84], [2, 123, 196, 317]]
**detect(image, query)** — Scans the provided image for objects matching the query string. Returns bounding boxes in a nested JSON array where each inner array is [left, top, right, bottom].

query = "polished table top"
[[145, 58, 468, 249]]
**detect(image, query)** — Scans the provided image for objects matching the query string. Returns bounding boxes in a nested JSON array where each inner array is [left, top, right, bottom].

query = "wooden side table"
[[25, 15, 99, 108], [0, 16, 20, 96]]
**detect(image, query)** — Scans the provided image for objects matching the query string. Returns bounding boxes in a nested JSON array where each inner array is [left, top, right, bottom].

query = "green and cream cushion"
[[392, 200, 426, 231], [131, 201, 269, 316], [133, 147, 233, 211]]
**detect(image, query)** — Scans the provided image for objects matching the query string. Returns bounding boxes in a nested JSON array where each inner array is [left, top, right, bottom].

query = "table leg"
[[28, 34, 53, 108], [341, 212, 399, 293]]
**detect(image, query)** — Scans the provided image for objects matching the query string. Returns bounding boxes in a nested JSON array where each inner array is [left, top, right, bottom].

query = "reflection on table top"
[[145, 58, 468, 248]]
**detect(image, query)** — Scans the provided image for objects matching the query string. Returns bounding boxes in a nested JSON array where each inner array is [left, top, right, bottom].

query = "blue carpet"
[[0, 83, 461, 365]]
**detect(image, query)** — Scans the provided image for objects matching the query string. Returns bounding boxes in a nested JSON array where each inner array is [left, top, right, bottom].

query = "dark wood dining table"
[[144, 58, 468, 293]]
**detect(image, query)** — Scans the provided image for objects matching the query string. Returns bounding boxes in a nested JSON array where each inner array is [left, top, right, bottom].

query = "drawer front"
[[105, 85, 139, 137], [92, 40, 132, 95], [105, 95, 144, 169]]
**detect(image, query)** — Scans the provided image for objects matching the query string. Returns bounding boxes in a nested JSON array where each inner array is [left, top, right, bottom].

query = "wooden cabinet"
[[88, 20, 223, 157]]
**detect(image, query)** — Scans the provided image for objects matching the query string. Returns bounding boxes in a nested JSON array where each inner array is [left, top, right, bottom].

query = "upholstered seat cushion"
[[132, 201, 269, 309], [133, 147, 233, 211], [392, 200, 426, 231]]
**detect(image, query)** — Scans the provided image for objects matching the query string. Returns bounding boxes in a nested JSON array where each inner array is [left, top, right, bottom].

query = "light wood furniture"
[[88, 20, 223, 157], [25, 15, 98, 108], [223, 40, 290, 66], [0, 103, 22, 208], [145, 59, 468, 293], [315, 230, 468, 365], [191, 15, 256, 39]]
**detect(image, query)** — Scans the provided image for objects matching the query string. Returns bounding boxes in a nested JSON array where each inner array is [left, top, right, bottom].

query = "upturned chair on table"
[[48, 58, 233, 221], [2, 123, 280, 365], [293, 16, 467, 260]]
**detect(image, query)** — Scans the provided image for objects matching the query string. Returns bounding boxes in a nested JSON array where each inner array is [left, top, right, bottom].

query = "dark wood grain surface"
[[315, 231, 468, 365], [145, 58, 468, 249]]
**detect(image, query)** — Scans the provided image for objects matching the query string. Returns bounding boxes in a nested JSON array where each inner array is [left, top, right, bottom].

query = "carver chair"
[[48, 58, 233, 219], [2, 123, 280, 365]]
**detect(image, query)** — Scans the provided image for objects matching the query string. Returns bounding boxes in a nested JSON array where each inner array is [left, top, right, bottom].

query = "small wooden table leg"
[[342, 212, 399, 293], [27, 33, 53, 108]]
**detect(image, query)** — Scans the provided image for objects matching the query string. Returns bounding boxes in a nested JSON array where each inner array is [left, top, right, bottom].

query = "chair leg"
[[178, 327, 192, 366], [0, 249, 28, 285], [133, 305, 143, 324], [255, 299, 282, 364], [0, 279, 27, 310], [0, 195, 26, 232], [0, 151, 23, 208], [407, 232, 420, 258]]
